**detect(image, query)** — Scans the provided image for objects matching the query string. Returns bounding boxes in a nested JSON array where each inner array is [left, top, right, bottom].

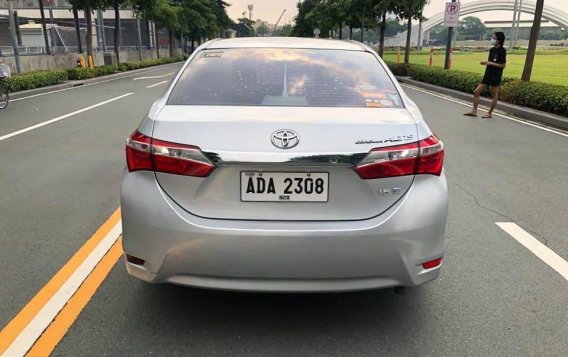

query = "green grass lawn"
[[382, 49, 568, 86]]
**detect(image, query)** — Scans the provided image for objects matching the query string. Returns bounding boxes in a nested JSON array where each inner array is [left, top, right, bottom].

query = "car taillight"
[[126, 130, 214, 177], [354, 135, 444, 179], [416, 135, 444, 176], [126, 131, 152, 171]]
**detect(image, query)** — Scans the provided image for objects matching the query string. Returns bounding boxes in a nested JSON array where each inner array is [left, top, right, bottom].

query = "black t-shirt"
[[484, 46, 507, 80]]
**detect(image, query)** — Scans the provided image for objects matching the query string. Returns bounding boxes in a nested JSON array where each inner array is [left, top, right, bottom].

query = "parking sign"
[[444, 2, 461, 27]]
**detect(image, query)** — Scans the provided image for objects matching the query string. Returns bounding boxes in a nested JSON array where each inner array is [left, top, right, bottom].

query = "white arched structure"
[[422, 0, 568, 32]]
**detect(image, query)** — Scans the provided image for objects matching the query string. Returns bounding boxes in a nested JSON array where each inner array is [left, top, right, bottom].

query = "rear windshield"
[[167, 48, 403, 108]]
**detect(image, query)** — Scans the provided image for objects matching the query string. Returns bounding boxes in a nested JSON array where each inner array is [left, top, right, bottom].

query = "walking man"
[[464, 32, 507, 118]]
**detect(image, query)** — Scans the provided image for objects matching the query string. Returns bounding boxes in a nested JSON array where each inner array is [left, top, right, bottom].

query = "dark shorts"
[[481, 74, 502, 87]]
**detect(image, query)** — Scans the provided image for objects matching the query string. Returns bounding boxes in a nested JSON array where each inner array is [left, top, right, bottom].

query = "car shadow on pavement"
[[114, 279, 433, 355]]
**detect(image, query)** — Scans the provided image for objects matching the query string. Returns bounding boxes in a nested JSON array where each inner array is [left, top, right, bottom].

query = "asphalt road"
[[1, 63, 567, 356]]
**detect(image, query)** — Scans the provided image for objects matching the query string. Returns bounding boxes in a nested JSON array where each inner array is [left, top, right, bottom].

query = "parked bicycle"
[[0, 77, 8, 110], [0, 62, 10, 110]]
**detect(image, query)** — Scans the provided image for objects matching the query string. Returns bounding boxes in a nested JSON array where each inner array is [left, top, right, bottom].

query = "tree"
[[292, 0, 320, 37], [429, 24, 448, 43], [132, 0, 181, 58], [214, 0, 233, 37], [374, 0, 398, 57], [256, 23, 270, 36], [111, 0, 125, 65], [522, 0, 544, 81], [39, 0, 51, 55], [83, 1, 95, 63], [397, 0, 429, 65], [70, 0, 129, 66], [384, 19, 405, 37], [68, 0, 108, 66], [458, 16, 487, 40], [274, 24, 293, 37], [343, 0, 361, 40], [329, 0, 348, 39], [323, 0, 350, 39], [235, 17, 255, 37], [180, 0, 219, 52]]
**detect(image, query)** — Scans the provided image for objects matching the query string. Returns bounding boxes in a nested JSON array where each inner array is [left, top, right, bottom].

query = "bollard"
[[87, 55, 94, 69], [429, 47, 434, 66]]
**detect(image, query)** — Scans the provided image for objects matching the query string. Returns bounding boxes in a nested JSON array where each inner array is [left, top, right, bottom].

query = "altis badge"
[[355, 134, 414, 145]]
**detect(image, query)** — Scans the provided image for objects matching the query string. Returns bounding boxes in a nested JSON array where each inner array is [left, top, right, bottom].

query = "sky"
[[226, 0, 300, 25], [226, 0, 568, 26]]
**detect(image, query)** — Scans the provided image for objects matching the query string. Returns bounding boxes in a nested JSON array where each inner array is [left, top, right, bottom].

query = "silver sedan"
[[121, 37, 447, 292]]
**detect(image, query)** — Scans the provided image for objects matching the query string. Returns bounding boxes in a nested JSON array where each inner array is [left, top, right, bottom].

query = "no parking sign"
[[444, 2, 461, 27]]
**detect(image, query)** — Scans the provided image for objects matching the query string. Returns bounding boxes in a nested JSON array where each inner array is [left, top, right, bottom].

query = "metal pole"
[[98, 10, 107, 52], [444, 0, 457, 70], [39, 0, 51, 55], [136, 17, 143, 60], [513, 0, 523, 48], [14, 11, 22, 45], [151, 21, 156, 48], [95, 12, 100, 51], [453, 23, 458, 48], [8, 1, 21, 73], [417, 18, 422, 51], [49, 6, 55, 52], [116, 5, 122, 50], [73, 5, 82, 53], [146, 20, 151, 50], [510, 0, 519, 49]]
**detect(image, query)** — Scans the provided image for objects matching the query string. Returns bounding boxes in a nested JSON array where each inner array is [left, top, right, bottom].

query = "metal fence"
[[0, 44, 171, 56]]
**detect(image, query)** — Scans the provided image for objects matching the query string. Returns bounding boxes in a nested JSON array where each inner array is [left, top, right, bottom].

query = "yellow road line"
[[26, 238, 123, 356], [0, 208, 121, 354]]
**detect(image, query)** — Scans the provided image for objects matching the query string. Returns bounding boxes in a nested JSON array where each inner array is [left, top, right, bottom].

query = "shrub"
[[67, 65, 117, 80], [384, 62, 409, 76], [3, 56, 184, 93], [117, 56, 184, 72], [93, 65, 117, 77], [66, 67, 95, 80], [3, 69, 67, 92], [500, 80, 568, 116], [408, 64, 486, 94], [385, 62, 567, 116]]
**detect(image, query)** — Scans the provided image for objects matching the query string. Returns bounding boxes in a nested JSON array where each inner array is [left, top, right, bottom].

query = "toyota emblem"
[[271, 130, 299, 149]]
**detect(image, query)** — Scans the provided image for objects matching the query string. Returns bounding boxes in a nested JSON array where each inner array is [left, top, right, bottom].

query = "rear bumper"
[[121, 171, 448, 292]]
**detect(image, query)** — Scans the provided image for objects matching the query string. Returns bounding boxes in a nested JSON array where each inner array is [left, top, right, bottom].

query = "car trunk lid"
[[151, 105, 418, 221]]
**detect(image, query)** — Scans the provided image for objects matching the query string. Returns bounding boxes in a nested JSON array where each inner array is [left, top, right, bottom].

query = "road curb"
[[396, 76, 568, 131], [10, 62, 184, 100]]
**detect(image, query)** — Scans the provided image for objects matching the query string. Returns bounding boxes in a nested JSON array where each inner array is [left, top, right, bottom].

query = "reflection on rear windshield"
[[167, 49, 402, 108]]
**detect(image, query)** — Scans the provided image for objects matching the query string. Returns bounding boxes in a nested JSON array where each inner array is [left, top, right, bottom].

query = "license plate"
[[241, 172, 329, 202]]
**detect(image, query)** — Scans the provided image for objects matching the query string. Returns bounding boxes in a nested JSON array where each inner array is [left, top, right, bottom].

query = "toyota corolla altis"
[[121, 38, 448, 292]]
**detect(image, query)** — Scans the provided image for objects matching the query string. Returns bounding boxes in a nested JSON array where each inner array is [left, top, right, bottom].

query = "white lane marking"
[[11, 64, 179, 102], [401, 83, 568, 139], [134, 73, 174, 81], [0, 93, 133, 142], [146, 80, 168, 89], [2, 221, 122, 357], [496, 222, 568, 281]]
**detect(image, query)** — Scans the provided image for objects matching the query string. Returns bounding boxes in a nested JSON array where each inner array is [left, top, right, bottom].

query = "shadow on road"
[[106, 277, 433, 355]]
